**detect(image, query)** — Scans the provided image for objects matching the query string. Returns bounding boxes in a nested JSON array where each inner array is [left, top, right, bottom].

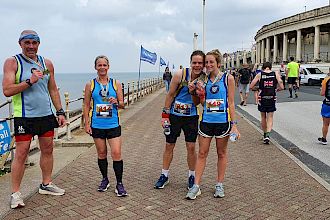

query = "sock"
[[263, 132, 267, 138], [113, 160, 123, 184], [216, 182, 223, 186], [98, 158, 108, 179], [188, 170, 195, 177], [161, 169, 169, 177], [289, 88, 292, 96]]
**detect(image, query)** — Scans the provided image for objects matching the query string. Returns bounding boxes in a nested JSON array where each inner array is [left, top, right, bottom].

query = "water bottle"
[[229, 133, 237, 142], [163, 120, 171, 135]]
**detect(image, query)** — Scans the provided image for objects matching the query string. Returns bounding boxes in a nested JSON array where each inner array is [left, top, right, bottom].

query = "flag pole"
[[158, 59, 161, 78], [138, 45, 142, 97]]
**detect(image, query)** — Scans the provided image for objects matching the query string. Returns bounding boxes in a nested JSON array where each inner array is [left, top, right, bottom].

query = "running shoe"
[[186, 184, 201, 200], [154, 174, 169, 189], [263, 137, 270, 144], [39, 182, 65, 196], [115, 183, 128, 197], [214, 183, 225, 198], [240, 101, 244, 106], [294, 94, 298, 98], [318, 137, 328, 145], [98, 177, 110, 192], [188, 175, 195, 190], [10, 191, 25, 209]]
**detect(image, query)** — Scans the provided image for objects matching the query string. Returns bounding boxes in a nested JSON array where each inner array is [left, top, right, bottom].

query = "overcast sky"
[[0, 0, 327, 73]]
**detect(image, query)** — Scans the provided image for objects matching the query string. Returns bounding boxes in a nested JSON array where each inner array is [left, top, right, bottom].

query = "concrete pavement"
[[2, 88, 330, 219]]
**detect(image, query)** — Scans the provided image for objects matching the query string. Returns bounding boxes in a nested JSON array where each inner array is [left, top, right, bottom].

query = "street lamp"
[[193, 33, 198, 50], [202, 0, 205, 52]]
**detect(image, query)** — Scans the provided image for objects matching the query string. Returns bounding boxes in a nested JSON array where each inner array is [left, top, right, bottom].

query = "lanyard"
[[21, 53, 49, 75], [97, 77, 109, 98]]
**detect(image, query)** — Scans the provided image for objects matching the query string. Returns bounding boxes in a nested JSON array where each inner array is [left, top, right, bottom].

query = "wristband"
[[162, 107, 170, 114], [56, 108, 65, 116], [162, 112, 170, 118], [230, 120, 238, 125], [25, 79, 33, 87]]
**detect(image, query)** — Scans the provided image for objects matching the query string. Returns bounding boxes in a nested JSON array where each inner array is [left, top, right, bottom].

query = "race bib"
[[206, 99, 225, 113], [96, 104, 113, 118], [174, 101, 192, 115]]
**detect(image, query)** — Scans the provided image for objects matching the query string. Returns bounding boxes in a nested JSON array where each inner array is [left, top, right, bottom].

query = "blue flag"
[[0, 120, 11, 155], [160, 57, 167, 66], [140, 46, 157, 65]]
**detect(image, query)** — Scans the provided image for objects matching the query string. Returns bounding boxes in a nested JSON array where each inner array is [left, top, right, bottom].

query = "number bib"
[[96, 104, 113, 118], [173, 101, 192, 115], [206, 99, 225, 113]]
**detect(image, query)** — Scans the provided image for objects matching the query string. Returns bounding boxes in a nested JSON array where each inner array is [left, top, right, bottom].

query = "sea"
[[0, 72, 160, 119]]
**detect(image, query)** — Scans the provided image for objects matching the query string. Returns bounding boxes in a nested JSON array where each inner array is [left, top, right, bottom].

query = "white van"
[[300, 66, 327, 85]]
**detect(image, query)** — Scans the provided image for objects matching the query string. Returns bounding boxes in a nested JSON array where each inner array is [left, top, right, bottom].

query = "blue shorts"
[[321, 104, 330, 118]]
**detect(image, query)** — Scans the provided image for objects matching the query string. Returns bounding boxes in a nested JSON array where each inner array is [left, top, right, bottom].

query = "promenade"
[[2, 88, 330, 220]]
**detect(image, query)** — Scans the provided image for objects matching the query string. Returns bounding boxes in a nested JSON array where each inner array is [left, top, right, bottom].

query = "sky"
[[0, 0, 328, 73]]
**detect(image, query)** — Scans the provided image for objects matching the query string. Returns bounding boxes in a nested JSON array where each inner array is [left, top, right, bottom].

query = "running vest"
[[201, 72, 230, 123], [13, 54, 53, 118], [170, 68, 198, 117], [89, 78, 120, 129], [258, 71, 277, 105], [322, 77, 330, 105]]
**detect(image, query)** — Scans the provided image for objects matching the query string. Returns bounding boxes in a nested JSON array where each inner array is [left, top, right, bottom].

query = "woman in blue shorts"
[[318, 72, 330, 145], [186, 49, 240, 200], [83, 55, 127, 196]]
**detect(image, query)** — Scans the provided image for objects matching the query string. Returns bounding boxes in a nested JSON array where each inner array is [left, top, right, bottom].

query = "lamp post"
[[202, 0, 205, 52], [193, 32, 198, 50]]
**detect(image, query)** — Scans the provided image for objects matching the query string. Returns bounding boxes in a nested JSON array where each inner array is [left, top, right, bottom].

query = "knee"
[[98, 152, 107, 159], [14, 150, 29, 163], [186, 145, 195, 154], [217, 149, 227, 159], [165, 143, 175, 153], [40, 146, 53, 156], [111, 150, 121, 160], [198, 150, 208, 159]]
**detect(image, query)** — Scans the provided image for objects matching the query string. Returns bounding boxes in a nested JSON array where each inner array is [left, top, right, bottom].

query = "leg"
[[194, 136, 212, 185], [11, 140, 31, 192], [254, 90, 258, 105], [239, 92, 244, 104], [162, 142, 175, 170], [94, 138, 108, 179], [322, 117, 330, 138], [38, 136, 55, 185], [215, 137, 229, 183], [244, 92, 249, 105], [260, 112, 267, 133], [266, 112, 274, 133], [107, 136, 123, 182], [288, 83, 293, 97], [186, 142, 196, 171]]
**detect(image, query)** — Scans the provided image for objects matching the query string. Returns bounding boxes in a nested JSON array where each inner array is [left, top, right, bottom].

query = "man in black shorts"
[[154, 50, 205, 190], [250, 62, 284, 144]]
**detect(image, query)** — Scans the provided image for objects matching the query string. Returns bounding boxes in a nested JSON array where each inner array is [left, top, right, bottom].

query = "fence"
[[0, 77, 164, 170]]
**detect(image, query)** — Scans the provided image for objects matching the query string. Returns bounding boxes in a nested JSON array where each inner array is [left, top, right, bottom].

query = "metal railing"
[[0, 77, 164, 169]]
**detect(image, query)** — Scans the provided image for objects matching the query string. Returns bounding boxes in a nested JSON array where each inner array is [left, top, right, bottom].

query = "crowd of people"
[[2, 30, 329, 209]]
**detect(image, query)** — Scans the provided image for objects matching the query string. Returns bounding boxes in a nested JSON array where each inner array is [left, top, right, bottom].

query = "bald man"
[[2, 30, 66, 209]]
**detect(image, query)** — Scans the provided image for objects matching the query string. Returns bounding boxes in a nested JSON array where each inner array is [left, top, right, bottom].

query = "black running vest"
[[258, 71, 277, 104]]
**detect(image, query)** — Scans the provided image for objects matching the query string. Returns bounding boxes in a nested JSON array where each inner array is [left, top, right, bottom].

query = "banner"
[[160, 57, 167, 66], [0, 120, 11, 155], [140, 46, 157, 65]]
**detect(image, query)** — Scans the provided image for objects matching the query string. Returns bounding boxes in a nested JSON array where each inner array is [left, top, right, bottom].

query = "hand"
[[230, 125, 240, 139], [108, 97, 118, 105], [188, 81, 196, 94], [30, 68, 44, 84], [57, 115, 67, 128], [85, 125, 92, 135], [161, 117, 170, 127]]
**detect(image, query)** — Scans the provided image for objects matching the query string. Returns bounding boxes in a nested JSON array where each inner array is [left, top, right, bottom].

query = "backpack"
[[239, 68, 251, 84]]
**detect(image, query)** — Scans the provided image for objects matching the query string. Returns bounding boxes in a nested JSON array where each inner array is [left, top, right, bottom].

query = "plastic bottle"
[[229, 133, 237, 142], [163, 120, 171, 135]]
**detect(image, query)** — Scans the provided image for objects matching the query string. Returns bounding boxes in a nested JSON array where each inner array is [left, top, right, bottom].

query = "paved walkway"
[[3, 89, 330, 219]]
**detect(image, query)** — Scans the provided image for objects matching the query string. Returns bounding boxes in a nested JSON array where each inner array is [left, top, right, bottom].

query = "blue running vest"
[[13, 54, 53, 117], [202, 72, 231, 123], [89, 78, 120, 129], [170, 68, 198, 116]]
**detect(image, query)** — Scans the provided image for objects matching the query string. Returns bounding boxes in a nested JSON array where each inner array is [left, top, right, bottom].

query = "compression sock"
[[289, 88, 292, 97], [113, 160, 123, 183], [98, 158, 108, 179]]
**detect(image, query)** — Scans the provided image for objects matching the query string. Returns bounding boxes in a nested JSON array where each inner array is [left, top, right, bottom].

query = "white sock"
[[188, 170, 195, 177], [216, 182, 223, 186], [161, 169, 169, 177]]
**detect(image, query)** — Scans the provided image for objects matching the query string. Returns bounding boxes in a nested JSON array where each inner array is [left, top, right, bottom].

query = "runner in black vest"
[[250, 62, 284, 144]]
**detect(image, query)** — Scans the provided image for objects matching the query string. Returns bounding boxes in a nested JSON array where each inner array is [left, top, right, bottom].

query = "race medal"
[[102, 97, 109, 102], [210, 84, 219, 94], [43, 69, 50, 75], [181, 81, 188, 86]]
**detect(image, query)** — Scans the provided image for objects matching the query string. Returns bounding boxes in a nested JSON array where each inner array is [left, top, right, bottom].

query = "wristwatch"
[[56, 108, 65, 116], [25, 79, 33, 87]]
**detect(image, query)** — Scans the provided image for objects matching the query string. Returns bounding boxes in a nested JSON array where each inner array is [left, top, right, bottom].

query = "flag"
[[140, 46, 157, 65], [172, 64, 175, 70], [160, 57, 167, 66]]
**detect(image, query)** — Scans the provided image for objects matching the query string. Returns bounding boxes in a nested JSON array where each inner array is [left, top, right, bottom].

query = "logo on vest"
[[18, 126, 25, 134]]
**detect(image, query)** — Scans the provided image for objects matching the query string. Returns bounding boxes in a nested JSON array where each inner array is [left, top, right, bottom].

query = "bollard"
[[122, 83, 125, 105], [127, 82, 130, 106], [64, 92, 72, 140], [80, 89, 85, 129]]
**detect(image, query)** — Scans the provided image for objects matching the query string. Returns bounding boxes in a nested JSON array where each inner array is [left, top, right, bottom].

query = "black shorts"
[[91, 126, 121, 139], [198, 121, 231, 138], [258, 100, 276, 113], [165, 114, 198, 144], [14, 114, 59, 136], [287, 77, 298, 85]]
